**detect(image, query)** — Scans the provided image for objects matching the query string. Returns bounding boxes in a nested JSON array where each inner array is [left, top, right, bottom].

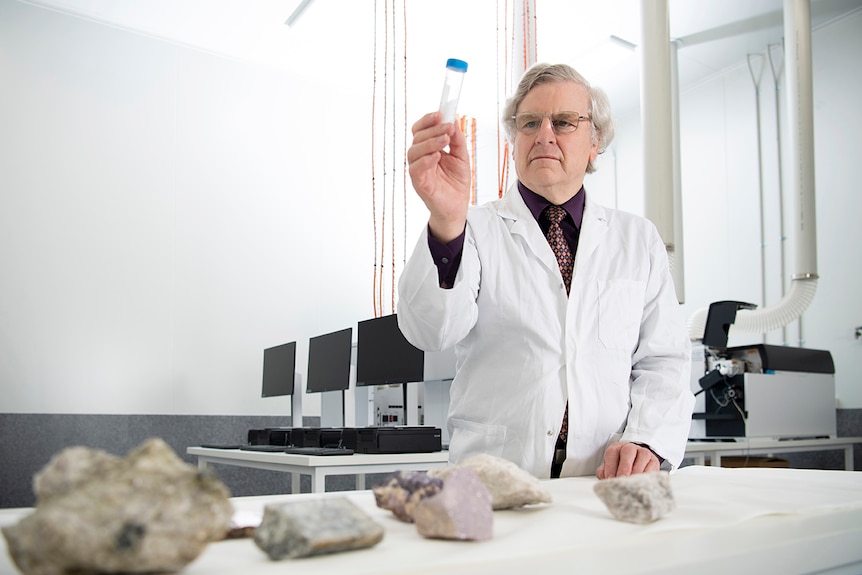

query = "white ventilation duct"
[[688, 0, 819, 342]]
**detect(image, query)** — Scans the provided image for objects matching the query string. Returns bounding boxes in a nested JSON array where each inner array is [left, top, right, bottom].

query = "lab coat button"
[[547, 430, 554, 437]]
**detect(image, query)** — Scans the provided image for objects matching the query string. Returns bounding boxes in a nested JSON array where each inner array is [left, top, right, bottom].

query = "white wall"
[[2, 1, 860, 417], [0, 1, 372, 414]]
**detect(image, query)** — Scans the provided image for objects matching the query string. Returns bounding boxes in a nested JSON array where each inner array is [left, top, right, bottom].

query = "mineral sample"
[[429, 453, 552, 510], [2, 437, 234, 575], [413, 467, 493, 541], [373, 470, 444, 522], [593, 470, 675, 524], [253, 497, 384, 559]]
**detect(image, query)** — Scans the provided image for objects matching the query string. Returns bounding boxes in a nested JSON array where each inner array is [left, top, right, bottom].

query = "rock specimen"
[[593, 470, 675, 524], [429, 453, 552, 510], [373, 470, 444, 522], [413, 467, 493, 541], [2, 437, 233, 575], [253, 497, 384, 559]]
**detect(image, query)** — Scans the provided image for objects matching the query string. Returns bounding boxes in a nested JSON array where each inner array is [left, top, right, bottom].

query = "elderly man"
[[397, 63, 694, 479]]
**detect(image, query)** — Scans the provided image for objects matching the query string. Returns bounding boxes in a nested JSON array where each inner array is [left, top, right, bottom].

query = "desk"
[[685, 437, 862, 470], [187, 447, 450, 494], [3, 466, 860, 574]]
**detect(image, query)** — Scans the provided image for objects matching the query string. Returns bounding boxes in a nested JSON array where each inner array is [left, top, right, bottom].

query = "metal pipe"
[[768, 43, 790, 345], [747, 52, 768, 340], [670, 39, 685, 303]]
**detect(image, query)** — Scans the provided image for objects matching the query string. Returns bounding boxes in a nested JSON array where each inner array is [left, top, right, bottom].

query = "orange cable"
[[371, 0, 379, 318], [379, 0, 390, 318], [471, 117, 477, 205], [402, 0, 408, 293], [390, 0, 397, 315]]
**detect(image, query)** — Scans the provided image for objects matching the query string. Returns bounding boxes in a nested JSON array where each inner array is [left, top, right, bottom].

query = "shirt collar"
[[517, 181, 586, 229]]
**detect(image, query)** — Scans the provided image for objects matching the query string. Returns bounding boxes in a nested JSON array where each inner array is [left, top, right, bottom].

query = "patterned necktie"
[[544, 206, 573, 295], [544, 205, 571, 444]]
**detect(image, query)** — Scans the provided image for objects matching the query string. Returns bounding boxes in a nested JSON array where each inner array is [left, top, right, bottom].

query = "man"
[[397, 63, 694, 479]]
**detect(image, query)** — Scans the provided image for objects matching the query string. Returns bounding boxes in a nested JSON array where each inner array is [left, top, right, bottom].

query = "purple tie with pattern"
[[544, 205, 571, 446]]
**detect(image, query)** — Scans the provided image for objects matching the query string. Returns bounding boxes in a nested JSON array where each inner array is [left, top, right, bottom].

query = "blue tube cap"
[[445, 58, 468, 72]]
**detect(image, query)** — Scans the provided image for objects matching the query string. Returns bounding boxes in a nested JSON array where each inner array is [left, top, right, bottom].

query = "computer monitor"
[[306, 327, 353, 393], [356, 314, 424, 386], [261, 341, 297, 397]]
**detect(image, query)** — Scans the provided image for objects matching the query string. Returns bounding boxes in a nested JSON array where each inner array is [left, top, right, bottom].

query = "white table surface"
[[4, 466, 861, 575], [187, 447, 451, 493]]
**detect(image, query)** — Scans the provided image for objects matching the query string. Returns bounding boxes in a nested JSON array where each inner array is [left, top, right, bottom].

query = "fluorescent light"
[[285, 0, 314, 27]]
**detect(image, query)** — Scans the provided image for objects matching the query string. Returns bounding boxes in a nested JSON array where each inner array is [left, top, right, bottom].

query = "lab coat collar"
[[576, 199, 609, 264], [496, 184, 566, 279], [497, 183, 610, 264]]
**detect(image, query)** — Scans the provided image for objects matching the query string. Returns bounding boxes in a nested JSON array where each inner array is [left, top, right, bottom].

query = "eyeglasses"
[[511, 111, 592, 135]]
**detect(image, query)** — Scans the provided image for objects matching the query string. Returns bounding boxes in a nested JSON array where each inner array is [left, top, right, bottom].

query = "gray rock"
[[429, 453, 552, 510], [2, 438, 234, 575], [373, 470, 444, 522], [593, 470, 675, 524], [413, 467, 493, 541], [254, 497, 384, 559]]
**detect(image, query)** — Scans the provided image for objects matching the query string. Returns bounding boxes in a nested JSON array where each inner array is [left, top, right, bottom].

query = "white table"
[[4, 466, 860, 575], [684, 437, 862, 470], [187, 447, 450, 494]]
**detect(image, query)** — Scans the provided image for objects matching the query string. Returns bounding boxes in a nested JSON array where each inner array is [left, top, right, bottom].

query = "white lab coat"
[[397, 187, 694, 478]]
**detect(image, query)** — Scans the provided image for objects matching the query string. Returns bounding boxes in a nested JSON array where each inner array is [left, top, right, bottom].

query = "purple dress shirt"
[[427, 182, 586, 288]]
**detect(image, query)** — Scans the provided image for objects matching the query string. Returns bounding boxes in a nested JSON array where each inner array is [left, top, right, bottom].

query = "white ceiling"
[[16, 0, 862, 114]]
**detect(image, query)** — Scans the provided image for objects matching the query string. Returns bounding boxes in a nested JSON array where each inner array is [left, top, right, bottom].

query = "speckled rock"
[[373, 470, 444, 522], [413, 467, 493, 541], [593, 471, 675, 524], [254, 497, 384, 559], [2, 438, 233, 575], [429, 453, 552, 510]]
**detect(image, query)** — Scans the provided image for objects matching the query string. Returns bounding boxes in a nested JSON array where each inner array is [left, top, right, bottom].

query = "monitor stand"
[[320, 389, 346, 427], [291, 372, 303, 427]]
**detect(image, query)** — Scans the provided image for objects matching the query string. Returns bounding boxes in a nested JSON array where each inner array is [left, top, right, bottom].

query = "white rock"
[[429, 453, 552, 510], [593, 471, 675, 524]]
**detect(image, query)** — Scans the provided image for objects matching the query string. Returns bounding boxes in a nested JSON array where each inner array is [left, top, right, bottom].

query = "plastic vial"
[[439, 58, 468, 124]]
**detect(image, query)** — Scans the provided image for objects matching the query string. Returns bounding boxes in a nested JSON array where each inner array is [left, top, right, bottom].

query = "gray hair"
[[503, 63, 614, 174]]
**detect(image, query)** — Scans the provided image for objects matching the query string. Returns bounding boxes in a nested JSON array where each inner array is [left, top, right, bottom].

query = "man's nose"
[[535, 117, 557, 143]]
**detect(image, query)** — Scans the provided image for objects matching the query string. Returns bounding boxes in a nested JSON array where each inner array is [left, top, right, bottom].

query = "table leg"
[[356, 474, 366, 490], [845, 445, 854, 471], [291, 472, 301, 495], [312, 470, 326, 494]]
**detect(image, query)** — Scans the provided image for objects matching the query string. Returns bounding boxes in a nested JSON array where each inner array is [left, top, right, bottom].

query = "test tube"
[[439, 58, 468, 124]]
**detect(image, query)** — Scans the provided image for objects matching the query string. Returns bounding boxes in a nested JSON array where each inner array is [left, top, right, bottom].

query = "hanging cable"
[[522, 0, 529, 71], [530, 0, 537, 63], [402, 0, 408, 273], [378, 0, 390, 318], [371, 0, 380, 318], [390, 0, 398, 315], [471, 117, 478, 204]]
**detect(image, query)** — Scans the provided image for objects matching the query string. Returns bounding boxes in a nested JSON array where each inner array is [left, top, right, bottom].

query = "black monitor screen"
[[356, 314, 424, 386], [261, 341, 297, 397], [306, 327, 353, 393]]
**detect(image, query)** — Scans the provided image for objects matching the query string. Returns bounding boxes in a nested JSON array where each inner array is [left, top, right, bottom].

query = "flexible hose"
[[687, 277, 818, 341]]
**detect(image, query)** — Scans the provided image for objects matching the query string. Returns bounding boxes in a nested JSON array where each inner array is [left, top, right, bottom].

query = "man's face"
[[512, 81, 599, 205]]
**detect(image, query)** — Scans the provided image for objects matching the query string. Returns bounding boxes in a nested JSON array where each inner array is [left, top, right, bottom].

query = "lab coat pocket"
[[597, 279, 645, 350], [448, 417, 506, 463]]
